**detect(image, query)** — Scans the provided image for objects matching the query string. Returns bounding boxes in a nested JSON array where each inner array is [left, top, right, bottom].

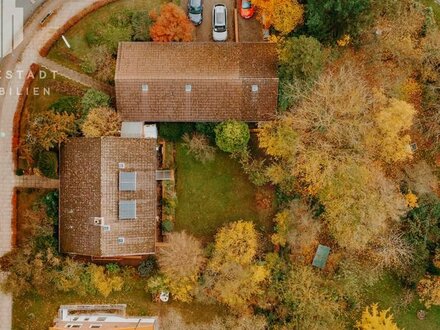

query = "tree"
[[81, 107, 121, 137], [182, 133, 215, 163], [258, 117, 298, 159], [279, 36, 325, 82], [156, 232, 202, 300], [318, 161, 406, 250], [280, 265, 345, 329], [156, 231, 206, 302], [253, 0, 304, 34], [208, 221, 258, 272], [205, 221, 267, 313], [356, 304, 400, 330], [306, 0, 371, 42], [80, 89, 111, 114], [214, 121, 250, 153], [27, 111, 76, 151], [366, 98, 415, 163], [149, 3, 194, 42]]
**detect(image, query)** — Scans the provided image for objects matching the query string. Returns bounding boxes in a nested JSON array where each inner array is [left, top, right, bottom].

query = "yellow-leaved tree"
[[366, 98, 416, 163], [205, 221, 268, 313], [252, 0, 304, 34], [88, 264, 124, 298], [356, 304, 400, 330]]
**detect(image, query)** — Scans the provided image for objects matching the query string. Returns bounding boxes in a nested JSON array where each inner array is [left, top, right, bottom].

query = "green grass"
[[421, 0, 440, 24], [366, 274, 440, 329], [175, 143, 276, 239], [47, 0, 165, 76], [13, 278, 226, 330]]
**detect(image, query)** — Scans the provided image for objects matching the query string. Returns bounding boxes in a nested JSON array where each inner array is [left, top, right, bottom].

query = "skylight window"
[[119, 200, 137, 220], [251, 85, 259, 93], [141, 84, 149, 92], [119, 172, 137, 191], [185, 84, 192, 92]]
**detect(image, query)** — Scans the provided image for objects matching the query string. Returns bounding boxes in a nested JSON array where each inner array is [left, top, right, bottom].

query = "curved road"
[[0, 1, 99, 328]]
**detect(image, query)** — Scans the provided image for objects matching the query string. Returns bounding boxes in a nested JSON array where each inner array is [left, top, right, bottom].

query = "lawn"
[[175, 143, 276, 239], [421, 0, 440, 24], [47, 0, 165, 81], [366, 274, 440, 329], [13, 285, 226, 330]]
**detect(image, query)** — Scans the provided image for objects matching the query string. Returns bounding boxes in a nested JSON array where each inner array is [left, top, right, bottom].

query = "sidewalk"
[[0, 1, 99, 329]]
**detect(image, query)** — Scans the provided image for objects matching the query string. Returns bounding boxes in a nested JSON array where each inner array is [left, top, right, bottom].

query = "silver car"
[[188, 0, 203, 25], [212, 4, 227, 41]]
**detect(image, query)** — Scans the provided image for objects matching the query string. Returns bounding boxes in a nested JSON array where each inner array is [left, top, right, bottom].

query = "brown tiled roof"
[[115, 42, 278, 122], [60, 137, 157, 257]]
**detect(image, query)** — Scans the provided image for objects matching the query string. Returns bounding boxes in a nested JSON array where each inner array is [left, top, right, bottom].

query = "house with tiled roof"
[[59, 137, 158, 258], [115, 42, 279, 122]]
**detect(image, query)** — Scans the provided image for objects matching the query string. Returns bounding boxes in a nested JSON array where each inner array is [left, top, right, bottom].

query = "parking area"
[[181, 0, 262, 42]]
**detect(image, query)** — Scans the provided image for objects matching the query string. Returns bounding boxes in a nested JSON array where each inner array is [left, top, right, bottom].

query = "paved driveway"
[[182, 0, 235, 42]]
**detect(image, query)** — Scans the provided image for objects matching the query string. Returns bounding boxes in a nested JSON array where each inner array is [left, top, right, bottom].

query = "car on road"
[[212, 4, 228, 41], [240, 0, 255, 19], [188, 0, 203, 25]]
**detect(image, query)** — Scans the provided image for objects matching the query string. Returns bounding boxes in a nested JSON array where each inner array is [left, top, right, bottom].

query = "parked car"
[[188, 0, 203, 25], [240, 0, 255, 19], [212, 4, 227, 41]]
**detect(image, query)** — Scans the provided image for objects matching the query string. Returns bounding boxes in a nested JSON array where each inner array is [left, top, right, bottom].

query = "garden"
[[17, 68, 119, 178], [47, 0, 168, 84]]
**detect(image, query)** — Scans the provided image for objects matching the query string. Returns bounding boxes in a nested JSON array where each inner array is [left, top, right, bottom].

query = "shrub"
[[81, 89, 111, 114], [182, 133, 215, 163], [417, 275, 440, 308], [43, 190, 59, 221], [106, 263, 121, 274], [15, 169, 24, 176], [49, 96, 81, 116], [138, 256, 158, 277], [159, 123, 194, 141], [85, 31, 100, 46], [214, 121, 250, 153], [132, 11, 151, 41], [162, 220, 174, 232], [37, 151, 58, 179]]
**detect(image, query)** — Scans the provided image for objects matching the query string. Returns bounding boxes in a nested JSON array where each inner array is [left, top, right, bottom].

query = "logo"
[[0, 0, 24, 59]]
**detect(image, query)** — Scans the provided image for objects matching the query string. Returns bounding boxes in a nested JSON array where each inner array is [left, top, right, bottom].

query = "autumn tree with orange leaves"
[[149, 3, 194, 42], [252, 0, 303, 34]]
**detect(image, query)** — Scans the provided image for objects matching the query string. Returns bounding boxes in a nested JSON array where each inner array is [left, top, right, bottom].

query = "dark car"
[[188, 0, 203, 25]]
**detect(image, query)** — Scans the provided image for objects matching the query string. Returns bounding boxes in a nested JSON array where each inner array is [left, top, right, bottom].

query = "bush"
[[106, 263, 121, 274], [138, 256, 158, 277], [49, 96, 81, 115], [85, 31, 100, 46], [43, 190, 59, 221], [132, 11, 151, 41], [195, 122, 217, 142], [214, 121, 250, 153], [37, 151, 58, 179], [159, 123, 194, 141], [162, 220, 174, 232], [81, 89, 111, 114], [15, 169, 24, 176]]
